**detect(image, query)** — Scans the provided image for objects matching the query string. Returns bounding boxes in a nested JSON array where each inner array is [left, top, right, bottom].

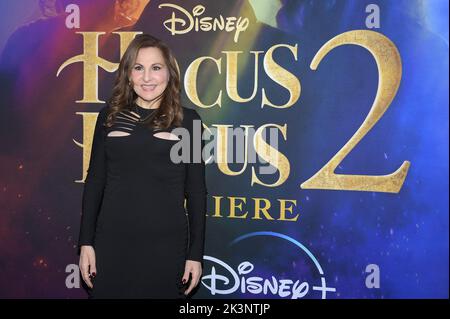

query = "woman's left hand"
[[182, 260, 202, 295]]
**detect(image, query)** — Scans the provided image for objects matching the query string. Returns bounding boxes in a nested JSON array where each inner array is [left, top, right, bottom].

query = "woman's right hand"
[[79, 245, 97, 289]]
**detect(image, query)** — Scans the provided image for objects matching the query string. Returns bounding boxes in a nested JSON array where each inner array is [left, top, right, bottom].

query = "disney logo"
[[159, 3, 249, 43], [201, 231, 337, 299]]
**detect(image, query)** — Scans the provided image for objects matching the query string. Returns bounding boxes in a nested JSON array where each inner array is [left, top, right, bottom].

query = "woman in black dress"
[[78, 34, 207, 298]]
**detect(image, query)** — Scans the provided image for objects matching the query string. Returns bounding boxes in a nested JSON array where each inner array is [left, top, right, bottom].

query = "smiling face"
[[130, 46, 170, 109]]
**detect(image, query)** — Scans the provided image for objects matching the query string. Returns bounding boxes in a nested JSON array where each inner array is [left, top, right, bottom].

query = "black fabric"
[[78, 103, 207, 298]]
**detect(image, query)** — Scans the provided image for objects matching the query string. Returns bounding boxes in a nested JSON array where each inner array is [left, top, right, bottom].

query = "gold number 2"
[[301, 30, 410, 193]]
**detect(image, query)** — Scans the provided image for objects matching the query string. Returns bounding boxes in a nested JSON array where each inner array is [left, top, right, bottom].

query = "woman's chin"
[[138, 94, 161, 103]]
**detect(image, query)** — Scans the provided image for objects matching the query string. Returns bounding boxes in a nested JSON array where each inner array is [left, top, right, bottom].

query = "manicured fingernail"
[[182, 279, 186, 284], [92, 272, 96, 277]]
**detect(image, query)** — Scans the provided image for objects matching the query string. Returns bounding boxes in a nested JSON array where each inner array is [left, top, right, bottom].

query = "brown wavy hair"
[[106, 34, 183, 130]]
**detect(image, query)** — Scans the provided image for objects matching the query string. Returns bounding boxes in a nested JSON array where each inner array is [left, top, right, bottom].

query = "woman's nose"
[[143, 70, 153, 82]]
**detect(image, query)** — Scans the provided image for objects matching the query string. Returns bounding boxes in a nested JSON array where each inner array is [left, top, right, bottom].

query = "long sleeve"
[[78, 106, 108, 247], [184, 109, 208, 262]]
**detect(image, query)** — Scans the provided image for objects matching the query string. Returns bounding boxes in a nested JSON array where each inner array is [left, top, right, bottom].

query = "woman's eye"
[[134, 66, 143, 71], [153, 66, 161, 71]]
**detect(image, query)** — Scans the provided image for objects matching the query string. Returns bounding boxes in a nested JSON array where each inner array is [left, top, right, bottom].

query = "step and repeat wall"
[[0, 0, 448, 298]]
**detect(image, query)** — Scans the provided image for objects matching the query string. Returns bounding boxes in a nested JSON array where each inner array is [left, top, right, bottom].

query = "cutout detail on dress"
[[108, 131, 131, 137], [153, 132, 180, 141]]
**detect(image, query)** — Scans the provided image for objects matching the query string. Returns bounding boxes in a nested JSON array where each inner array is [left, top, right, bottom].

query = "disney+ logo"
[[201, 231, 336, 299]]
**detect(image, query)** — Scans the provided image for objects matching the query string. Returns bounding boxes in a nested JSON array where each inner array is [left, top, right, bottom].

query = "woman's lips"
[[141, 84, 156, 91]]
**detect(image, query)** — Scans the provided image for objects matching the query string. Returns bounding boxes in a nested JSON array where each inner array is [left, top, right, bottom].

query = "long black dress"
[[78, 103, 207, 299]]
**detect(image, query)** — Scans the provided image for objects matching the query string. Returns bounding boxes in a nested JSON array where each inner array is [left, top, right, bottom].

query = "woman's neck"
[[135, 98, 160, 109]]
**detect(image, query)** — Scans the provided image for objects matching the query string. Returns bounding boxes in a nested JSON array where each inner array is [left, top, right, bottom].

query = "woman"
[[78, 34, 207, 298]]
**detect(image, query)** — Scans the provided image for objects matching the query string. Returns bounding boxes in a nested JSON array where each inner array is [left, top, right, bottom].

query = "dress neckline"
[[132, 103, 158, 123]]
